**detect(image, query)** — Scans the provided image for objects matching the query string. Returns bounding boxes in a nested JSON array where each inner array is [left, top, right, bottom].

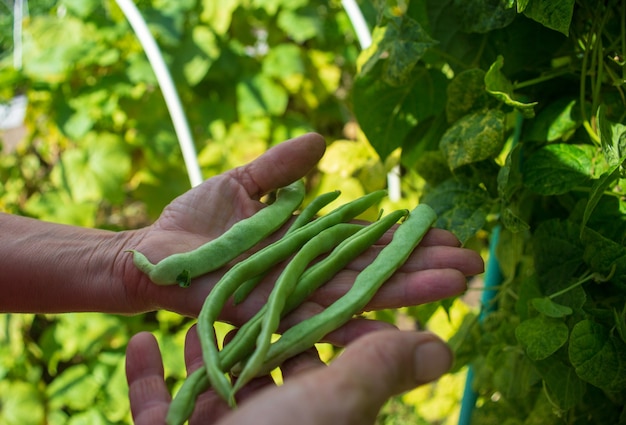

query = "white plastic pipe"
[[115, 0, 203, 187], [13, 0, 23, 70], [342, 0, 402, 201]]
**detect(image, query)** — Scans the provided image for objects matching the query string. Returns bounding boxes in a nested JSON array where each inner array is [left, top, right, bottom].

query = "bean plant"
[[353, 0, 626, 423]]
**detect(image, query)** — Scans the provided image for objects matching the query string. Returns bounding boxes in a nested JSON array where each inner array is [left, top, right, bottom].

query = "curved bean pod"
[[229, 223, 364, 397], [129, 179, 306, 287], [196, 189, 387, 405], [225, 208, 409, 372], [232, 189, 342, 304], [251, 203, 437, 377], [167, 209, 406, 424]]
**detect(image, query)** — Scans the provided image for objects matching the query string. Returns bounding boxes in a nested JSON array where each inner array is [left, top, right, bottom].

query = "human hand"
[[126, 325, 453, 425], [120, 133, 484, 333]]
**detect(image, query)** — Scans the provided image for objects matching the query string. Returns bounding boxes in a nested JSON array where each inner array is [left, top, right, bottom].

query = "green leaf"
[[524, 98, 581, 143], [523, 0, 575, 36], [22, 16, 96, 83], [54, 132, 131, 205], [174, 26, 220, 86], [200, 0, 238, 34], [47, 364, 101, 410], [515, 315, 569, 360], [535, 358, 586, 410], [581, 227, 626, 291], [523, 143, 594, 195], [421, 179, 491, 244], [359, 15, 437, 87], [580, 164, 622, 237], [597, 104, 626, 167], [532, 219, 585, 294], [439, 108, 506, 170], [353, 66, 446, 160], [0, 380, 45, 425], [531, 297, 573, 318], [60, 0, 100, 17], [569, 320, 626, 391], [445, 68, 489, 124], [452, 0, 517, 33], [485, 56, 537, 118], [277, 6, 323, 44], [236, 74, 289, 119]]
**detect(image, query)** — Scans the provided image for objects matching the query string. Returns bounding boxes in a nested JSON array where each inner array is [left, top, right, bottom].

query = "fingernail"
[[413, 338, 453, 384]]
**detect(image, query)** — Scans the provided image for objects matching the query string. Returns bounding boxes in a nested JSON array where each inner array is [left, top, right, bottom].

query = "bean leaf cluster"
[[353, 0, 626, 423]]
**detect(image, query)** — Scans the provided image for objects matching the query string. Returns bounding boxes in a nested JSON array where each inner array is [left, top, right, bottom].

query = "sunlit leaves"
[[421, 179, 490, 244], [522, 0, 575, 36], [485, 56, 537, 118], [523, 144, 594, 195], [353, 66, 446, 160]]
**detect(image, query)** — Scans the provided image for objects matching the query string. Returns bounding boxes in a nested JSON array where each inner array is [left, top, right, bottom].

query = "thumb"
[[216, 330, 452, 425]]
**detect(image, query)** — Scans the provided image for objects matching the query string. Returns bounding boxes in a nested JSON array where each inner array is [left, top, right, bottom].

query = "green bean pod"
[[167, 206, 405, 424], [251, 203, 437, 377], [225, 208, 408, 372], [165, 367, 207, 425], [197, 189, 387, 405], [128, 179, 306, 287], [287, 189, 341, 232], [232, 189, 341, 304], [229, 223, 364, 397]]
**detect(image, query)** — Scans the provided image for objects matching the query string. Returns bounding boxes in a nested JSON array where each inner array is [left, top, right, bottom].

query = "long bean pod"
[[129, 179, 306, 287], [197, 190, 387, 405], [232, 189, 341, 304], [167, 207, 406, 424], [226, 208, 408, 372], [229, 223, 363, 396], [251, 203, 437, 377]]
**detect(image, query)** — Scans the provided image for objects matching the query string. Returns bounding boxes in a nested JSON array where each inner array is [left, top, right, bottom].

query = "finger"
[[215, 330, 452, 425], [126, 332, 171, 425], [231, 133, 326, 199], [345, 245, 484, 274], [279, 346, 325, 379], [308, 268, 470, 312]]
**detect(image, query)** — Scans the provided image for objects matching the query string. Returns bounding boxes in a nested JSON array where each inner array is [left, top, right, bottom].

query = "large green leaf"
[[534, 358, 586, 410], [445, 68, 489, 124], [52, 132, 131, 205], [0, 380, 45, 425], [581, 227, 626, 291], [421, 178, 491, 243], [236, 74, 289, 119], [515, 315, 569, 360], [22, 16, 96, 83], [569, 320, 626, 391], [358, 15, 437, 87], [523, 143, 595, 195], [452, 0, 517, 33], [353, 65, 446, 160], [439, 108, 506, 170], [523, 0, 575, 36]]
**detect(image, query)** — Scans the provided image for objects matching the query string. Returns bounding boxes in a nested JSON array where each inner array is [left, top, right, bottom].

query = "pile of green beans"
[[128, 181, 437, 425]]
